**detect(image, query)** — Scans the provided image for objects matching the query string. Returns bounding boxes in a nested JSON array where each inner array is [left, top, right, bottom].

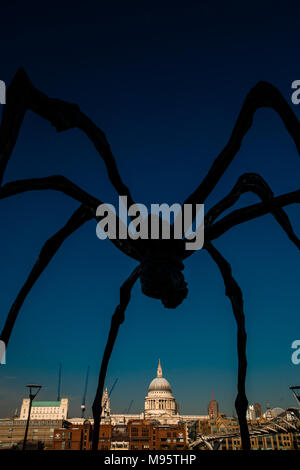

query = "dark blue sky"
[[0, 1, 299, 418]]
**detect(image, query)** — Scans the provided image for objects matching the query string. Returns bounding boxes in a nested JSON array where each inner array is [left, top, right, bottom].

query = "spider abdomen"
[[140, 255, 188, 309]]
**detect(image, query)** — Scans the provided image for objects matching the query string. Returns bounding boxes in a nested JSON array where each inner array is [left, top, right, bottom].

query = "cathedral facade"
[[69, 360, 208, 426], [144, 359, 179, 422]]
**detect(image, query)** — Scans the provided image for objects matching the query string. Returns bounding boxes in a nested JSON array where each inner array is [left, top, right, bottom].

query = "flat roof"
[[32, 401, 61, 407]]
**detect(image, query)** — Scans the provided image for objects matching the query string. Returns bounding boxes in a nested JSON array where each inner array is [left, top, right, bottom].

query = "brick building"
[[52, 419, 187, 450], [127, 420, 187, 450], [52, 420, 113, 450], [128, 420, 153, 450], [218, 431, 300, 450], [153, 424, 186, 450]]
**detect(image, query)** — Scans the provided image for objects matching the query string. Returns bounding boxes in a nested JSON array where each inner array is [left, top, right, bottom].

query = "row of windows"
[[220, 434, 296, 450], [160, 438, 184, 443], [131, 445, 150, 450], [61, 441, 72, 449], [23, 416, 63, 420], [2, 420, 60, 425], [60, 432, 72, 440], [31, 410, 63, 414], [131, 427, 150, 436]]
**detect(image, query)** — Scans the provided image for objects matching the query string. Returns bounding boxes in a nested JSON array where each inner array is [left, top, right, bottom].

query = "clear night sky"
[[0, 1, 299, 419]]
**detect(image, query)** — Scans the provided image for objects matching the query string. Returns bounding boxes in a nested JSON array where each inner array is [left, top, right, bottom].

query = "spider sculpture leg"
[[184, 81, 300, 209], [184, 173, 300, 260], [0, 68, 135, 208], [0, 178, 141, 450], [202, 174, 299, 450], [0, 176, 142, 261], [92, 266, 140, 451], [0, 179, 141, 451], [0, 69, 143, 451], [0, 68, 142, 344], [0, 175, 100, 208], [205, 241, 250, 451], [209, 189, 300, 241], [206, 172, 300, 249], [0, 71, 104, 210], [0, 172, 142, 345], [0, 204, 94, 347], [0, 67, 142, 303]]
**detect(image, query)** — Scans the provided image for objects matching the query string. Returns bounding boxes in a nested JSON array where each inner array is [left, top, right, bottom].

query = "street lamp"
[[22, 384, 42, 450]]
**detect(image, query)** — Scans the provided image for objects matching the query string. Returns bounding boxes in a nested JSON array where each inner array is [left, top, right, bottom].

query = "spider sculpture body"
[[0, 69, 299, 451]]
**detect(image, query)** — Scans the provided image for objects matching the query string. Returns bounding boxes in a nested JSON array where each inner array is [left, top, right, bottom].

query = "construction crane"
[[81, 366, 90, 418], [106, 378, 118, 406], [57, 362, 62, 401], [124, 399, 134, 414]]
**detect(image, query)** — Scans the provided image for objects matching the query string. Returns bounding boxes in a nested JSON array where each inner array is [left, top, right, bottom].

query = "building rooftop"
[[32, 401, 61, 407]]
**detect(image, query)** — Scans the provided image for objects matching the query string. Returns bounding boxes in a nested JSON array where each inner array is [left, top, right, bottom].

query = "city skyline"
[[0, 1, 300, 427], [0, 357, 298, 419]]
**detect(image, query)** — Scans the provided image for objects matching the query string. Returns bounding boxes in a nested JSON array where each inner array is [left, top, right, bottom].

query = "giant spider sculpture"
[[0, 69, 299, 451]]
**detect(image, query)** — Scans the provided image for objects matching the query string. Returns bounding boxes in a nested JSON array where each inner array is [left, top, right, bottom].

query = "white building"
[[19, 398, 68, 421], [246, 405, 256, 421]]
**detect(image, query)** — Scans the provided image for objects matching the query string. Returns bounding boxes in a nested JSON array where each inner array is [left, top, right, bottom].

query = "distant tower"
[[265, 403, 273, 420], [246, 404, 256, 421], [208, 391, 219, 419], [254, 403, 262, 419], [101, 388, 111, 417]]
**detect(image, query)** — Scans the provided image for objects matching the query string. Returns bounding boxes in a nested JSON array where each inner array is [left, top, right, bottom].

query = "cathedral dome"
[[147, 359, 173, 393], [148, 377, 172, 392], [145, 359, 178, 417]]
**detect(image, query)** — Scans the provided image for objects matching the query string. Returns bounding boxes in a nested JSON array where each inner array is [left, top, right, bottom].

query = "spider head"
[[140, 241, 188, 308]]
